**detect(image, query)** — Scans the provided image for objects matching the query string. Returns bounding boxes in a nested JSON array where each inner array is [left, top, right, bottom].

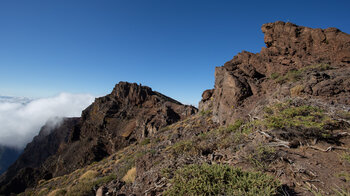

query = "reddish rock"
[[0, 82, 197, 194], [199, 21, 350, 124]]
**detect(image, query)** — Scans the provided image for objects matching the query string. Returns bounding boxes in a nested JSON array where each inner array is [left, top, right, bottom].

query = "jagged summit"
[[109, 82, 182, 106], [110, 82, 154, 105]]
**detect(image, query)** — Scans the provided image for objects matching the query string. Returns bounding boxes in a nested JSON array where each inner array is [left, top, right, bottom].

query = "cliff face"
[[0, 82, 196, 194], [199, 21, 350, 125]]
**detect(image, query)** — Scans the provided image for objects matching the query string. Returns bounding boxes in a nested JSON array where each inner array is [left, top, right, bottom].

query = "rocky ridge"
[[0, 82, 196, 194]]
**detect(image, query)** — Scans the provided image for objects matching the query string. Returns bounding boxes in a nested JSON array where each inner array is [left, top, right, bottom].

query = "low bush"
[[248, 145, 277, 170], [262, 102, 338, 141], [167, 140, 199, 156], [164, 163, 281, 196]]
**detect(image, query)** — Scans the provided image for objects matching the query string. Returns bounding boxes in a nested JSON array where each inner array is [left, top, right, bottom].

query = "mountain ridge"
[[1, 21, 350, 195], [0, 82, 196, 194]]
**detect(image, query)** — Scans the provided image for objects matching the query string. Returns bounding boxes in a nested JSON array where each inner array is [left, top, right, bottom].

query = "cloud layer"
[[0, 93, 95, 149]]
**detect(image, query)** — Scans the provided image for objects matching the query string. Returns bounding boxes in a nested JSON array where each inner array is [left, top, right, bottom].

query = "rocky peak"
[[200, 21, 350, 125], [0, 82, 197, 194], [111, 82, 154, 105]]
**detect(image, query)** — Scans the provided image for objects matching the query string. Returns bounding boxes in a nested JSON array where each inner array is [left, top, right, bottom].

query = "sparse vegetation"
[[79, 170, 98, 181], [248, 145, 277, 171], [140, 138, 150, 145], [264, 104, 325, 129], [167, 140, 200, 156], [164, 163, 281, 196], [47, 189, 67, 196], [341, 152, 350, 164], [275, 69, 304, 84], [122, 167, 136, 183], [116, 150, 146, 180], [337, 111, 350, 120], [200, 109, 212, 116], [336, 172, 350, 182], [270, 72, 280, 80], [290, 84, 304, 96], [67, 173, 117, 195], [262, 101, 338, 141], [274, 64, 331, 84], [226, 119, 244, 132], [334, 187, 350, 196]]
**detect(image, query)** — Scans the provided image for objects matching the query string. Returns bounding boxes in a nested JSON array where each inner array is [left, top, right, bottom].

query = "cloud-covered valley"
[[0, 93, 95, 149]]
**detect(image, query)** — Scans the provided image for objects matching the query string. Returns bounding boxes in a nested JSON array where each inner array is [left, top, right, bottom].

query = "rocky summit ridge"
[[1, 21, 350, 196]]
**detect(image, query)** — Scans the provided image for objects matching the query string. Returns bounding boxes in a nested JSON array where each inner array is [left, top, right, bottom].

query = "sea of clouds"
[[0, 93, 95, 149]]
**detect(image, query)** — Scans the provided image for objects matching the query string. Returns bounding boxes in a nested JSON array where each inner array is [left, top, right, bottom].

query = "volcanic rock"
[[199, 21, 350, 124], [0, 82, 196, 194]]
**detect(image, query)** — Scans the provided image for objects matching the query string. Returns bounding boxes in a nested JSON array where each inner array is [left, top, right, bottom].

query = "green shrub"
[[263, 102, 338, 139], [227, 120, 244, 132], [274, 64, 331, 84], [275, 69, 303, 84], [265, 105, 325, 129], [200, 109, 212, 116], [167, 140, 199, 156], [164, 163, 281, 196], [248, 145, 277, 170]]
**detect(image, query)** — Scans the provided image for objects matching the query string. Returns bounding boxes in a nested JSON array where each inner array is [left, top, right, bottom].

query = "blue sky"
[[0, 0, 349, 105]]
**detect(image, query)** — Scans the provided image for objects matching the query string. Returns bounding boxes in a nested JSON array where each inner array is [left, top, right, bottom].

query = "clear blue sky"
[[1, 0, 349, 105]]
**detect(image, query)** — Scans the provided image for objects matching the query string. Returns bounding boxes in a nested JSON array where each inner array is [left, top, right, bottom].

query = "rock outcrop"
[[0, 82, 196, 194], [199, 21, 350, 125]]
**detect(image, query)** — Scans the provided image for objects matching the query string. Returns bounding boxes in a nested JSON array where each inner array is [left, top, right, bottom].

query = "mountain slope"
[[0, 82, 196, 194], [2, 21, 350, 196]]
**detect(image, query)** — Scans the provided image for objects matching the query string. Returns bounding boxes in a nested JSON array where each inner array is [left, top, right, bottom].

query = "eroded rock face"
[[0, 82, 197, 194], [199, 21, 350, 125]]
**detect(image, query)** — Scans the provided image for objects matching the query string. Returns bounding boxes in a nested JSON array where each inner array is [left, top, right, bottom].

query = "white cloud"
[[0, 93, 95, 149]]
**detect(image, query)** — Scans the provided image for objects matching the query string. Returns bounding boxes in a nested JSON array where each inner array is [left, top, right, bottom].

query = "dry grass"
[[290, 84, 304, 96], [79, 170, 98, 181], [47, 189, 67, 196], [122, 167, 136, 183]]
